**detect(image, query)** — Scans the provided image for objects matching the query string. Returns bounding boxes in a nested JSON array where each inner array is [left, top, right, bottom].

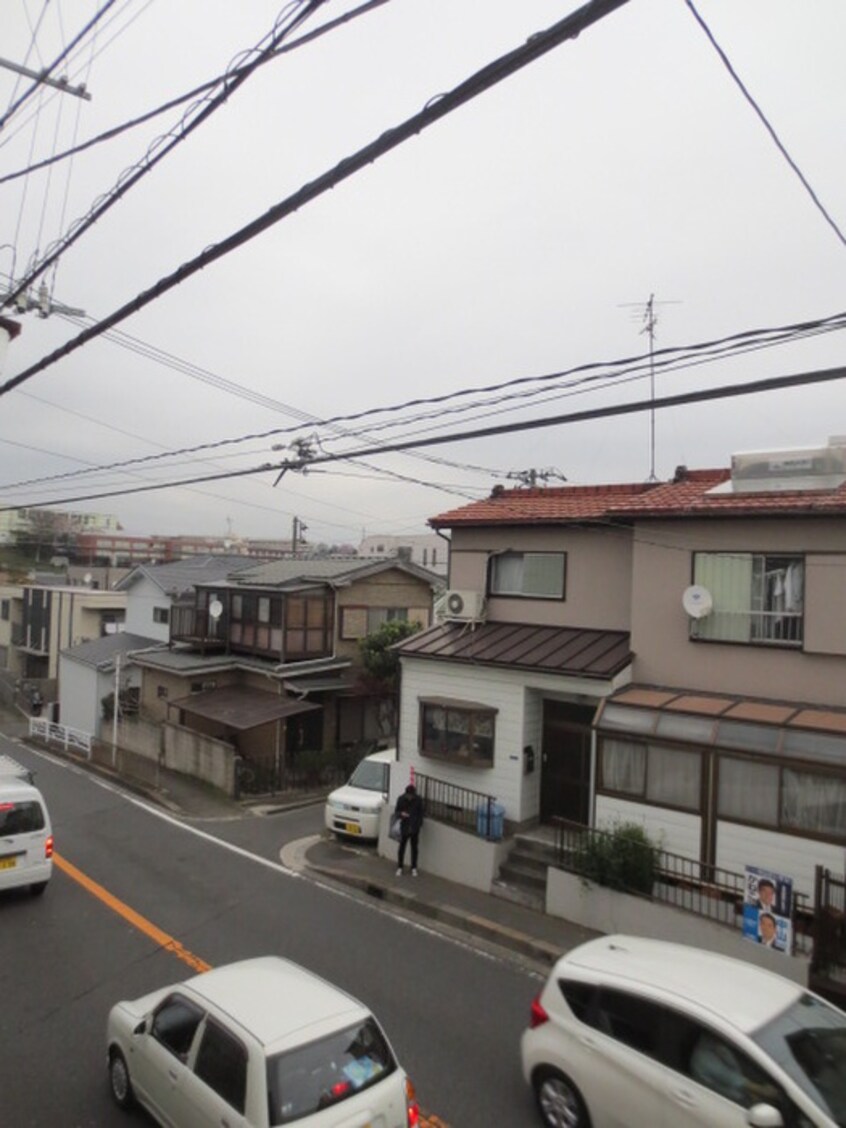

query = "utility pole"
[[292, 516, 308, 558], [112, 653, 120, 767], [619, 293, 681, 481]]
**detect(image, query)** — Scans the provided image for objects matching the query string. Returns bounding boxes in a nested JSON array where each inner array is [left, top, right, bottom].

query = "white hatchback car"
[[324, 749, 395, 840], [107, 955, 419, 1127], [522, 934, 846, 1128], [0, 756, 53, 896]]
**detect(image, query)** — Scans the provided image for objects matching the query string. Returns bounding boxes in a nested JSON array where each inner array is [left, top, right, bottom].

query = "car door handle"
[[168, 1067, 179, 1082], [670, 1087, 697, 1108]]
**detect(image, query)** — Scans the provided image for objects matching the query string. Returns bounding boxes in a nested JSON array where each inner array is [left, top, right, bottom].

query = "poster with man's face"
[[742, 865, 793, 953]]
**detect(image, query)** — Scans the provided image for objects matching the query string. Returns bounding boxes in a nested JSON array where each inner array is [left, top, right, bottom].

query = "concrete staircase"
[[492, 830, 557, 913]]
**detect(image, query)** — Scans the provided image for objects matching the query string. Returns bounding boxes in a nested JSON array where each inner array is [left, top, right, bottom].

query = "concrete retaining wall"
[[547, 867, 811, 985], [377, 806, 510, 891], [162, 723, 236, 795]]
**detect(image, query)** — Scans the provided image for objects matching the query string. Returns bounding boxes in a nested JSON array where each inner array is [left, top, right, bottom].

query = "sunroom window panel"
[[782, 769, 846, 838], [718, 757, 778, 826], [645, 745, 701, 810], [600, 738, 646, 795]]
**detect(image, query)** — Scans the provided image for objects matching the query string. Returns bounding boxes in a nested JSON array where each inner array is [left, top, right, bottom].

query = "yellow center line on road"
[[53, 852, 211, 973], [54, 851, 448, 1127]]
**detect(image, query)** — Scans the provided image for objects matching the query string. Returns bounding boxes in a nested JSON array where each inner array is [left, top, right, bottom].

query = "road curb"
[[305, 861, 561, 968]]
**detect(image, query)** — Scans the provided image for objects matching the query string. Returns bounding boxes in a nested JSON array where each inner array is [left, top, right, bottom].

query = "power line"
[[2, 305, 844, 496], [0, 0, 392, 185], [1, 0, 330, 312], [685, 0, 846, 250], [0, 0, 632, 396], [3, 362, 843, 513]]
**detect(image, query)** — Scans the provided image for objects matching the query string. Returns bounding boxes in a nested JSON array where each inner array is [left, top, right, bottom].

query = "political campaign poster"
[[742, 865, 793, 954]]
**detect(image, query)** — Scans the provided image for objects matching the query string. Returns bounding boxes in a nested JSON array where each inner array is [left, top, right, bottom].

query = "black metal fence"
[[811, 867, 846, 985], [553, 818, 812, 953], [414, 772, 505, 840], [235, 748, 356, 798]]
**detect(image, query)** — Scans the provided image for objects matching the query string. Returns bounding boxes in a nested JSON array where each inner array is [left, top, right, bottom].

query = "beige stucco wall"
[[140, 667, 240, 723], [335, 571, 434, 665], [447, 526, 634, 630], [630, 517, 846, 704]]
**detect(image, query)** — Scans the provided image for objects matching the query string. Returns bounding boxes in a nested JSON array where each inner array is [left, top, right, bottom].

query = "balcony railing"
[[693, 609, 803, 645]]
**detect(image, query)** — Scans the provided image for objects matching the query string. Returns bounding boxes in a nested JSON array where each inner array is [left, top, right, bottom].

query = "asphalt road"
[[1, 736, 543, 1127]]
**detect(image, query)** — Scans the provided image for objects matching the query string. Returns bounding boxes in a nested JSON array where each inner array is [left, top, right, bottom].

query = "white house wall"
[[123, 575, 171, 642], [400, 655, 622, 824], [596, 795, 702, 861], [714, 820, 844, 904], [58, 657, 100, 736]]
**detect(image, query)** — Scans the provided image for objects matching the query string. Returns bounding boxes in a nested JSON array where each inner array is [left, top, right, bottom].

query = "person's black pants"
[[398, 831, 419, 869]]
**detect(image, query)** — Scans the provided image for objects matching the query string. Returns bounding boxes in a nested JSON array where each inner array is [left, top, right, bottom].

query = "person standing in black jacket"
[[394, 784, 424, 876]]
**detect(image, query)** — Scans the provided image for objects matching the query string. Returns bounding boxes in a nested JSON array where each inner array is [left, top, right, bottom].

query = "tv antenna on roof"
[[618, 293, 682, 481]]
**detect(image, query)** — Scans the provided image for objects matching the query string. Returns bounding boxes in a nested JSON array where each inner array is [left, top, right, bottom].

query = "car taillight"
[[44, 834, 54, 859], [529, 994, 549, 1029], [405, 1076, 420, 1126]]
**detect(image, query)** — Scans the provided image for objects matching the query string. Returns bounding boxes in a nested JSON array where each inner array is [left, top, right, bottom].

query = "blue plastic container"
[[477, 801, 505, 841]]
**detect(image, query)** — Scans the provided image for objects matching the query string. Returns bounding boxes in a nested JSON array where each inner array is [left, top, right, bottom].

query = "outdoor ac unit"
[[444, 589, 486, 621]]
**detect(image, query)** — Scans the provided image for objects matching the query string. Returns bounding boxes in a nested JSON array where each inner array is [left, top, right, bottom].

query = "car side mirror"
[[747, 1104, 784, 1128], [133, 1019, 147, 1036]]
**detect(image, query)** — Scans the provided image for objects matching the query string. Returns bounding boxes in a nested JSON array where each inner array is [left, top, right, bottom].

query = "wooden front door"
[[540, 701, 594, 824]]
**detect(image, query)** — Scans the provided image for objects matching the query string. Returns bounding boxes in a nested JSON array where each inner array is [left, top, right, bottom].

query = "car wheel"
[[109, 1049, 135, 1110], [533, 1067, 591, 1128], [29, 881, 48, 896]]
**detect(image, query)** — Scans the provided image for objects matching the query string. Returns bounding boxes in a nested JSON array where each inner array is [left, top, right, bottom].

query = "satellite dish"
[[84, 572, 93, 586], [682, 585, 713, 619], [209, 599, 223, 620]]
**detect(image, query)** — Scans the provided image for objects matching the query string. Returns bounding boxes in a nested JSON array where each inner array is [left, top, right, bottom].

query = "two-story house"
[[395, 438, 846, 901], [58, 556, 257, 739], [127, 556, 439, 793]]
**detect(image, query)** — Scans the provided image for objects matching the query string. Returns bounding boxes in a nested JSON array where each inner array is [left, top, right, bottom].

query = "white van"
[[324, 748, 396, 840], [0, 755, 53, 896]]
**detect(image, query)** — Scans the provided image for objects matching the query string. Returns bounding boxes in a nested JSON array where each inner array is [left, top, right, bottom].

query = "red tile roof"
[[430, 468, 846, 526]]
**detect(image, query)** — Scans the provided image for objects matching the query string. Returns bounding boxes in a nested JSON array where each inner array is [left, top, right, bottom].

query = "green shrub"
[[578, 822, 659, 895]]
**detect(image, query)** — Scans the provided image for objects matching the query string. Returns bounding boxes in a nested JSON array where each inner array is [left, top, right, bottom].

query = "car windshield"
[[267, 1016, 396, 1125], [347, 760, 388, 792], [752, 992, 846, 1126]]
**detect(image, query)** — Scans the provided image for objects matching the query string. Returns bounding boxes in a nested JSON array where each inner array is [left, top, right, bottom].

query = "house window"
[[340, 606, 412, 640], [718, 756, 846, 842], [285, 596, 331, 659], [157, 685, 168, 699], [420, 699, 496, 766], [153, 606, 169, 625], [490, 552, 565, 599], [599, 738, 701, 812], [692, 553, 804, 645], [0, 599, 9, 621]]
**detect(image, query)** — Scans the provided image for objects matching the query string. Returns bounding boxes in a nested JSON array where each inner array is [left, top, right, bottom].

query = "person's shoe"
[[412, 868, 418, 877], [395, 867, 402, 876]]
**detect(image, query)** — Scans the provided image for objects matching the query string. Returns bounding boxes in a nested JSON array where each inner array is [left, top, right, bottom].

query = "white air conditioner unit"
[[444, 589, 486, 621]]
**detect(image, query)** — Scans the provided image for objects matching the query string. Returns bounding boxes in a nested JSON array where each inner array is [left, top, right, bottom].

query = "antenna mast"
[[618, 292, 681, 481]]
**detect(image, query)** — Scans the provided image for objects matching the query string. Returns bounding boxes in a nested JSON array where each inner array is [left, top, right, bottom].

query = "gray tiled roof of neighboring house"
[[226, 556, 442, 589], [59, 632, 163, 669], [115, 555, 261, 597]]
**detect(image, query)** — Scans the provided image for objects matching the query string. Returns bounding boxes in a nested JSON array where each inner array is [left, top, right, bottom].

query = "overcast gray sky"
[[2, 0, 845, 546]]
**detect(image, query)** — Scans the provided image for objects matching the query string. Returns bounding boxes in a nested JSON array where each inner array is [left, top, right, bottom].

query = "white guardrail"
[[29, 717, 93, 758]]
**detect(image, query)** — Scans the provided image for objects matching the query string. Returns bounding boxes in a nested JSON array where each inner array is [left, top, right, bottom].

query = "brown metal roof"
[[169, 687, 319, 731], [398, 621, 632, 679]]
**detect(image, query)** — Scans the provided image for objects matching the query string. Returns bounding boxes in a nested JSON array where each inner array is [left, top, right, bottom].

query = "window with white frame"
[[489, 551, 565, 599], [692, 552, 804, 645]]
